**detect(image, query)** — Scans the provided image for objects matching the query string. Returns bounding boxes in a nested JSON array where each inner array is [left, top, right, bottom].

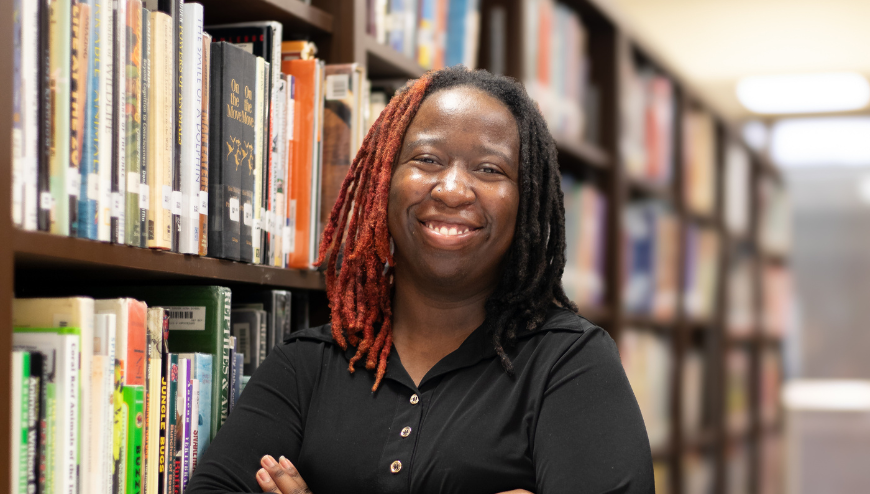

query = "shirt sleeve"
[[532, 327, 655, 494], [186, 341, 307, 494]]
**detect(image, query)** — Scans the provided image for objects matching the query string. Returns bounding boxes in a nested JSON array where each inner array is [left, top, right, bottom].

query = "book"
[[13, 297, 96, 493], [112, 0, 128, 244], [232, 351, 243, 411], [227, 336, 236, 414], [141, 7, 152, 247], [36, 0, 51, 231], [682, 107, 716, 216], [69, 1, 91, 237], [125, 0, 143, 247], [123, 384, 145, 494], [187, 376, 199, 479], [251, 58, 268, 264], [163, 0, 183, 252], [104, 285, 232, 441], [111, 353, 126, 494], [231, 308, 264, 376], [145, 307, 165, 494], [199, 32, 211, 256], [561, 176, 607, 310], [49, 0, 72, 235], [238, 56, 262, 263], [25, 352, 43, 494], [161, 353, 179, 494], [177, 353, 212, 469], [179, 2, 203, 254], [79, 0, 101, 239], [93, 312, 117, 494], [282, 54, 323, 269], [271, 75, 288, 266], [11, 351, 28, 494], [13, 0, 40, 231], [724, 140, 750, 237], [173, 357, 190, 494], [618, 328, 671, 450], [208, 42, 258, 261], [146, 11, 173, 250], [98, 0, 115, 241], [13, 327, 81, 494]]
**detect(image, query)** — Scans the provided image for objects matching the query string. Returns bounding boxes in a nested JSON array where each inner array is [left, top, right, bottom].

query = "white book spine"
[[114, 0, 127, 244], [21, 0, 39, 230], [189, 378, 200, 473], [98, 0, 114, 241], [252, 58, 265, 264], [179, 3, 203, 254], [103, 317, 117, 494], [308, 62, 324, 267], [273, 78, 287, 267], [177, 359, 190, 492], [11, 351, 23, 494], [91, 313, 116, 494]]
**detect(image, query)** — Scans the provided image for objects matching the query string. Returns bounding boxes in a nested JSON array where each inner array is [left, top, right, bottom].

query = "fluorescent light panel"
[[771, 116, 870, 167], [783, 380, 870, 412], [737, 72, 870, 114]]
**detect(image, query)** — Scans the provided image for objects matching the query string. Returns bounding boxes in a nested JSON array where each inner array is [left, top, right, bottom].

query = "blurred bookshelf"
[[0, 0, 790, 493]]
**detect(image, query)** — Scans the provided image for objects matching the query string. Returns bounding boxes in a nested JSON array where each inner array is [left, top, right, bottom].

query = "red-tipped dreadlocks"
[[315, 74, 434, 392]]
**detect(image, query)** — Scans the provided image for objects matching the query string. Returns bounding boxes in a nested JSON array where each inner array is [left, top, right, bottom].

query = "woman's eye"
[[415, 157, 437, 164], [480, 166, 501, 174]]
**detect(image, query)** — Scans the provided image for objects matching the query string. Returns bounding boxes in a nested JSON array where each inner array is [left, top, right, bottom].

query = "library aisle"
[[2, 0, 867, 493]]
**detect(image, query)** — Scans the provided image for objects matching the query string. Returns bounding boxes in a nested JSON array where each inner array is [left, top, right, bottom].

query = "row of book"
[[561, 176, 607, 309], [367, 0, 481, 70], [620, 52, 675, 186], [8, 287, 297, 494], [623, 201, 679, 319], [618, 328, 672, 451], [522, 0, 590, 144], [683, 452, 714, 494], [11, 2, 369, 269]]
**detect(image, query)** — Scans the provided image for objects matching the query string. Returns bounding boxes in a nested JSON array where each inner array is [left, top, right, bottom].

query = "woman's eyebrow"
[[404, 136, 444, 149]]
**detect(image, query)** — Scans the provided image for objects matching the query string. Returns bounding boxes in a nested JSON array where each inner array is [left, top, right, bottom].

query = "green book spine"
[[112, 359, 127, 494], [49, 0, 72, 235], [18, 352, 31, 494], [125, 0, 143, 245], [124, 386, 145, 494], [42, 381, 57, 493], [164, 354, 178, 494]]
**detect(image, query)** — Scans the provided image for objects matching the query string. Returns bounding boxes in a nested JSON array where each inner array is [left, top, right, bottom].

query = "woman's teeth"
[[426, 223, 470, 236]]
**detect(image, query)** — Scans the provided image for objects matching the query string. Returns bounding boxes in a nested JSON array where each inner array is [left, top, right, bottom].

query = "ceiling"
[[603, 0, 870, 121]]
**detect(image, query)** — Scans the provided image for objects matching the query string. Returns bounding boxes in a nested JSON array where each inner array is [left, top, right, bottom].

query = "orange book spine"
[[127, 300, 149, 387]]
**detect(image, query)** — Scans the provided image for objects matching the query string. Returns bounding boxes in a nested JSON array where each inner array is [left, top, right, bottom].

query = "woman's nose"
[[431, 164, 475, 207]]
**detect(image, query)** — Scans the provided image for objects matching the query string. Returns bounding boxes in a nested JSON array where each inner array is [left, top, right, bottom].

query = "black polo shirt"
[[186, 307, 654, 493]]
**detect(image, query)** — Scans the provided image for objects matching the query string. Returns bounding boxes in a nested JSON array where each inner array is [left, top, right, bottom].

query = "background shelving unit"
[[0, 0, 787, 493]]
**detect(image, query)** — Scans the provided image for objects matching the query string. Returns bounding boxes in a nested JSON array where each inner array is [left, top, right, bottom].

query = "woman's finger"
[[256, 468, 280, 493], [259, 454, 312, 494], [495, 491, 535, 494]]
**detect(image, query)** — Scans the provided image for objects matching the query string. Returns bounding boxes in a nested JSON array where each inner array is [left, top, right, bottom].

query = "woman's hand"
[[496, 491, 534, 494], [256, 455, 312, 494]]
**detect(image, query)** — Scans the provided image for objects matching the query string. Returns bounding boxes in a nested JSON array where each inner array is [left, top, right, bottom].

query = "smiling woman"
[[185, 66, 654, 494]]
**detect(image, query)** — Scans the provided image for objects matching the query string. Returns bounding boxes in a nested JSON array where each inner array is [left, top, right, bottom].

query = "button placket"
[[378, 390, 425, 491]]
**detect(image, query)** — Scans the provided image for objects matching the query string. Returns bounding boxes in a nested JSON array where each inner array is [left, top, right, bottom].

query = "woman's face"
[[388, 86, 521, 292]]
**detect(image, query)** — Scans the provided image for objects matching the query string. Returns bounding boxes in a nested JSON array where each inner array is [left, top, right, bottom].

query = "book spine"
[[26, 354, 41, 494], [11, 351, 26, 494], [239, 58, 259, 263], [141, 8, 151, 247], [13, 0, 23, 228], [18, 1, 37, 230], [98, 0, 114, 241], [206, 43, 223, 258], [199, 33, 211, 256], [124, 385, 145, 494], [79, 0, 100, 239], [49, 0, 72, 235], [147, 12, 172, 249], [184, 377, 197, 486], [125, 0, 143, 246], [37, 0, 51, 231], [144, 308, 162, 494], [68, 2, 89, 238], [192, 354, 212, 460], [172, 359, 188, 494], [163, 354, 178, 494], [112, 357, 126, 494], [101, 317, 118, 494], [40, 379, 56, 493], [271, 77, 287, 266], [170, 0, 182, 252], [61, 334, 80, 494], [252, 59, 266, 264], [217, 287, 232, 434], [179, 3, 203, 254], [112, 0, 128, 244]]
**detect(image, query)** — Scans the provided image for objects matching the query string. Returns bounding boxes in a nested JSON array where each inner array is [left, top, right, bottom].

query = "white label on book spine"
[[252, 219, 261, 246], [139, 184, 150, 210], [233, 322, 251, 364], [243, 203, 252, 226], [127, 172, 139, 194], [68, 172, 81, 197], [229, 197, 240, 222], [199, 191, 208, 216], [163, 306, 207, 331], [325, 74, 350, 100], [40, 191, 52, 211], [287, 200, 297, 253], [260, 207, 267, 226], [111, 192, 122, 218], [162, 185, 171, 210], [87, 173, 99, 200], [282, 226, 291, 255], [265, 211, 273, 234], [171, 191, 182, 216]]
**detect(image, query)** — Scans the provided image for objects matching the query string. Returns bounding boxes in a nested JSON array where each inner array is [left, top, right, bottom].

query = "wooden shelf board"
[[683, 427, 717, 451], [364, 36, 425, 80], [12, 230, 325, 290], [623, 313, 677, 330], [626, 176, 673, 203], [762, 251, 789, 266], [200, 0, 333, 35], [556, 141, 611, 172], [683, 208, 718, 228], [650, 445, 672, 461], [577, 305, 612, 324]]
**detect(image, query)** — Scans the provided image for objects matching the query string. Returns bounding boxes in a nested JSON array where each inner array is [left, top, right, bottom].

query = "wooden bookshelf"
[[0, 0, 788, 493]]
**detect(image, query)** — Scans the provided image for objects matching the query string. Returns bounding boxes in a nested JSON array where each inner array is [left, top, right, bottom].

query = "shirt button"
[[410, 394, 419, 405], [400, 426, 412, 437], [390, 460, 402, 473]]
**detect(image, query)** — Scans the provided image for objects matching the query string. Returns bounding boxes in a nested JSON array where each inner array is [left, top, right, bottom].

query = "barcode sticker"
[[162, 185, 172, 210], [87, 173, 99, 200], [139, 184, 150, 209], [233, 322, 251, 364], [127, 172, 139, 194], [199, 191, 208, 216], [229, 197, 240, 222], [68, 172, 81, 198], [163, 306, 207, 331], [111, 192, 122, 218], [326, 74, 350, 101], [243, 203, 252, 226], [40, 191, 53, 211], [171, 191, 182, 215]]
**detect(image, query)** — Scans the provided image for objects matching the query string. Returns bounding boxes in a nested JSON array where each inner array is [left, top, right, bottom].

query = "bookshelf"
[[0, 0, 788, 493]]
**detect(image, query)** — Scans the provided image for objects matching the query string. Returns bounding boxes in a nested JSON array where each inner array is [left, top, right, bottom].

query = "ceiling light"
[[737, 72, 870, 114], [770, 116, 870, 167], [783, 380, 870, 412]]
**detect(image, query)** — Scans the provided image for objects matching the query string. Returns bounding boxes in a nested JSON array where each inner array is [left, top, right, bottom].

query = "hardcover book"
[[208, 42, 258, 261], [69, 2, 90, 237], [49, 0, 72, 235], [112, 0, 128, 244], [145, 307, 165, 494], [179, 2, 203, 254], [199, 32, 212, 256], [98, 0, 115, 241], [146, 11, 173, 250], [125, 0, 144, 247], [141, 7, 152, 247]]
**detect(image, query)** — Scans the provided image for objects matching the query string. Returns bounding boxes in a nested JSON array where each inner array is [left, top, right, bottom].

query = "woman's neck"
[[390, 269, 494, 385]]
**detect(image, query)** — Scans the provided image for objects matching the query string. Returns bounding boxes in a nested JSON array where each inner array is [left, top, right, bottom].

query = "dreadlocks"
[[315, 66, 577, 391]]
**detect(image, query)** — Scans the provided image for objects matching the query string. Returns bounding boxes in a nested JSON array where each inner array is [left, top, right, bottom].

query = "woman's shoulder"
[[516, 306, 618, 367], [282, 323, 337, 346], [519, 305, 605, 342]]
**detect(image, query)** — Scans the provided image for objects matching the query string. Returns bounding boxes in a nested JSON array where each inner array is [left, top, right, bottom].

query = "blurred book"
[[682, 451, 714, 494], [760, 433, 784, 494], [760, 350, 782, 426], [727, 442, 749, 494], [561, 175, 607, 309], [682, 348, 707, 439], [760, 178, 791, 256], [682, 108, 716, 216], [726, 349, 750, 435], [682, 225, 720, 321], [763, 264, 793, 337], [726, 255, 755, 339], [619, 328, 671, 451], [724, 140, 751, 237], [623, 201, 679, 320]]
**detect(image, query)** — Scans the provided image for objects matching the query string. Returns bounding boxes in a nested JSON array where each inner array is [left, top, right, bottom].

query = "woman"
[[186, 67, 654, 494]]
